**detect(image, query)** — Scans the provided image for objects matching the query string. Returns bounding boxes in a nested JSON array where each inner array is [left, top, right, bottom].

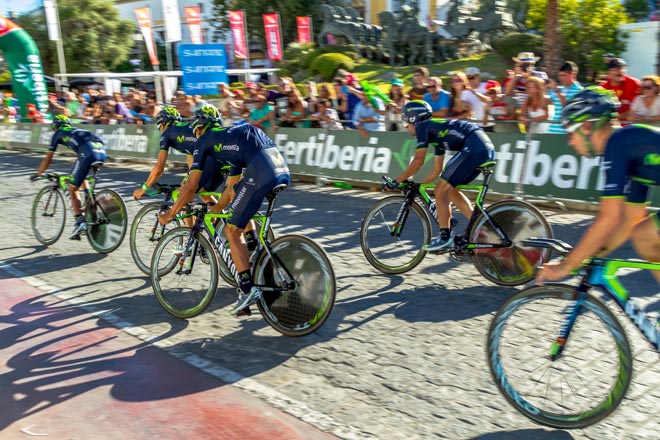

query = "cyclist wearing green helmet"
[[31, 113, 107, 239], [537, 86, 660, 284]]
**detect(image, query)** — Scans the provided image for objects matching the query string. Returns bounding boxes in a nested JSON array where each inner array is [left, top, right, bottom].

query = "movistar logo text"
[[213, 143, 223, 152]]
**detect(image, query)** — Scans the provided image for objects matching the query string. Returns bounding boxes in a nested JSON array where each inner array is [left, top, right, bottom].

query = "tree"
[[543, 0, 560, 78], [527, 0, 631, 80], [623, 0, 651, 22], [210, 0, 322, 55], [15, 0, 136, 74]]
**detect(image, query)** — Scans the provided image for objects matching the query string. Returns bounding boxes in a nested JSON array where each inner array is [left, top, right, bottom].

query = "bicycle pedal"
[[237, 306, 252, 317], [69, 234, 81, 241]]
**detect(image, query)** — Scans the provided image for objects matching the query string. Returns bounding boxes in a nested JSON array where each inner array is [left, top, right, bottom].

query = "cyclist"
[[157, 104, 291, 316], [536, 86, 660, 284], [385, 100, 495, 252], [31, 114, 107, 239]]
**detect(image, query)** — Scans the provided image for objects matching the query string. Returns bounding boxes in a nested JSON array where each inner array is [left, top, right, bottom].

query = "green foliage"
[[309, 53, 355, 81], [623, 0, 651, 21], [527, 0, 631, 79], [491, 33, 544, 61], [275, 42, 316, 72]]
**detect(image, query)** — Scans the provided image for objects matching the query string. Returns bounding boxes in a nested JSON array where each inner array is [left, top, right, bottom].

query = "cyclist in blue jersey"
[[158, 104, 291, 316], [385, 100, 495, 252], [31, 114, 107, 239], [537, 87, 660, 284]]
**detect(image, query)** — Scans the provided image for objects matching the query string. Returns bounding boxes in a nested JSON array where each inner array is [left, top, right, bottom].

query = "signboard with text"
[[177, 44, 228, 95]]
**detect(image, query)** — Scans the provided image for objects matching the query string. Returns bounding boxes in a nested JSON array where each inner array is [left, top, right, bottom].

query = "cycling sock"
[[238, 270, 253, 294], [245, 230, 258, 252], [74, 214, 84, 224], [439, 228, 451, 240]]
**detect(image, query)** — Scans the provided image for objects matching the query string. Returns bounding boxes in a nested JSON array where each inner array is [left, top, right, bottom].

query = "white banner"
[[43, 0, 60, 41], [162, 0, 182, 42]]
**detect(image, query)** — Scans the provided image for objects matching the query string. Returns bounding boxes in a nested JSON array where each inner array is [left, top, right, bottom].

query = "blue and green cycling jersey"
[[159, 122, 197, 155], [49, 126, 105, 157], [414, 118, 481, 156]]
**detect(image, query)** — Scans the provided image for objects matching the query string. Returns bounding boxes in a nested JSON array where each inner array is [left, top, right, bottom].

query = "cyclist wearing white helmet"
[[537, 86, 660, 284]]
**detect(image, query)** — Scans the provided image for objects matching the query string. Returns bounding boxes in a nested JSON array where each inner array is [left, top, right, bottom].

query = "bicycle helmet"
[[53, 113, 71, 130], [155, 107, 182, 127], [402, 100, 432, 125], [561, 86, 620, 133], [191, 104, 222, 134]]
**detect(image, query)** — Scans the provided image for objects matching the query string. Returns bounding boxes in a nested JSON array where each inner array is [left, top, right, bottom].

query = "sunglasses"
[[427, 85, 437, 89], [467, 76, 477, 80], [643, 85, 656, 90], [452, 79, 463, 83]]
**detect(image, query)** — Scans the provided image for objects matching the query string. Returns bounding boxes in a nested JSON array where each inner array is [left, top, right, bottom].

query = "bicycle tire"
[[86, 189, 128, 253], [129, 202, 181, 275], [360, 196, 433, 274], [31, 187, 66, 245], [254, 234, 336, 336], [487, 285, 632, 429], [150, 227, 219, 319], [470, 200, 553, 286]]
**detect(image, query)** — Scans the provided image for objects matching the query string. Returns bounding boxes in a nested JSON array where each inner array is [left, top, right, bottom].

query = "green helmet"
[[191, 104, 222, 133], [53, 113, 71, 130], [155, 107, 182, 126], [561, 86, 620, 133]]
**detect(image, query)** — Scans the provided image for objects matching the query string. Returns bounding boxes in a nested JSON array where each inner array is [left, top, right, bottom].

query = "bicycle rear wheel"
[[360, 196, 433, 274], [487, 285, 632, 429], [31, 187, 66, 245], [254, 235, 336, 336], [150, 227, 219, 319], [470, 200, 553, 286], [130, 202, 181, 275], [86, 189, 128, 253]]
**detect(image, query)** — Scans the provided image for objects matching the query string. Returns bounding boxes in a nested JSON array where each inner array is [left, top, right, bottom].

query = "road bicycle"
[[130, 182, 275, 284], [360, 161, 553, 286], [149, 184, 336, 336], [487, 237, 660, 429], [31, 165, 127, 253]]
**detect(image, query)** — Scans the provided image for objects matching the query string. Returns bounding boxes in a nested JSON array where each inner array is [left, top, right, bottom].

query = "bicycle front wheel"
[[130, 202, 181, 275], [470, 200, 553, 286], [86, 189, 128, 253], [254, 235, 336, 336], [487, 285, 632, 429], [150, 227, 219, 319], [31, 187, 66, 245], [360, 196, 433, 274]]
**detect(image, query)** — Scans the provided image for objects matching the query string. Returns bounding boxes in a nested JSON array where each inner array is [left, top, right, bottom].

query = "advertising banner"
[[183, 6, 204, 44], [43, 0, 60, 41], [178, 44, 228, 95], [296, 16, 312, 44], [229, 10, 248, 60], [134, 7, 160, 68], [263, 13, 283, 61], [162, 0, 182, 42]]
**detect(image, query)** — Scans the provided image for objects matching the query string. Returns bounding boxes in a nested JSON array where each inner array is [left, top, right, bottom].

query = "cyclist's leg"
[[68, 156, 94, 238], [632, 211, 660, 283]]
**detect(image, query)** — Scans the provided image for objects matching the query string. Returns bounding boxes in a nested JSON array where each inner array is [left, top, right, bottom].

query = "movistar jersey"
[[49, 127, 105, 156], [191, 123, 289, 177], [414, 118, 480, 155], [601, 125, 660, 203], [160, 122, 197, 155]]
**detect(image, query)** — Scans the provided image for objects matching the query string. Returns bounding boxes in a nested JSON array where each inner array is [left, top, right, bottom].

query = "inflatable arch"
[[0, 15, 49, 121]]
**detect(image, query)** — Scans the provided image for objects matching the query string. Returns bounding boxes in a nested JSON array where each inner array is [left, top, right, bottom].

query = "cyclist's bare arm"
[[133, 150, 168, 199], [35, 151, 54, 177], [158, 170, 200, 225], [420, 155, 444, 184], [394, 147, 427, 183], [594, 202, 646, 257]]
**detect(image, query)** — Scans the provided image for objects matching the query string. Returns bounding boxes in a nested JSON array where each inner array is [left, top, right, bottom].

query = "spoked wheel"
[[470, 200, 553, 286], [86, 189, 128, 253], [360, 196, 433, 274], [254, 235, 336, 336], [150, 227, 219, 319], [130, 202, 181, 274], [31, 187, 66, 245], [487, 285, 632, 429]]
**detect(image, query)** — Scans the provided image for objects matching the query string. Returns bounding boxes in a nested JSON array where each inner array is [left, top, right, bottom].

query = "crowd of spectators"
[[3, 51, 660, 134]]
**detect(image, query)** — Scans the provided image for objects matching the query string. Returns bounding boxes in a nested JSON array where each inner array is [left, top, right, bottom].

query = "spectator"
[[422, 76, 451, 118], [332, 78, 350, 123], [344, 73, 362, 129], [308, 98, 344, 130], [113, 93, 134, 124], [248, 93, 276, 129], [599, 58, 640, 117], [624, 75, 660, 122], [144, 98, 160, 121], [273, 77, 294, 121], [352, 91, 385, 138], [26, 103, 44, 123], [214, 82, 235, 126], [305, 81, 319, 113], [192, 94, 207, 111], [449, 71, 471, 119], [482, 80, 511, 132], [64, 91, 79, 118], [386, 78, 407, 131], [228, 89, 245, 122], [175, 90, 194, 118], [256, 81, 277, 103], [547, 61, 583, 133], [519, 75, 553, 134], [240, 81, 261, 117], [504, 52, 540, 115], [463, 67, 491, 128], [280, 88, 309, 128], [408, 66, 429, 101]]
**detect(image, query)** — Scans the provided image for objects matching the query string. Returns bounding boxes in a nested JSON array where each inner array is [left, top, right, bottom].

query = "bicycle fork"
[[551, 290, 589, 360], [390, 198, 415, 237]]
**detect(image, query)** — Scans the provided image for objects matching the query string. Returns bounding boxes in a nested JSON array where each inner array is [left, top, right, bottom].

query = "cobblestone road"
[[1, 150, 658, 439]]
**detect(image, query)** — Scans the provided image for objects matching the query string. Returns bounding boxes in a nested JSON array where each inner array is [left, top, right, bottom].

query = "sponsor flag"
[[183, 6, 204, 44], [134, 7, 160, 68], [263, 13, 283, 61], [162, 0, 182, 42], [229, 10, 248, 60], [296, 16, 312, 44], [43, 0, 60, 41]]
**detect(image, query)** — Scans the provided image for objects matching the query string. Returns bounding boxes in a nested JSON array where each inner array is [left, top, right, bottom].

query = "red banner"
[[183, 6, 203, 44], [263, 13, 282, 61], [296, 16, 312, 44], [134, 7, 159, 68], [229, 10, 248, 60]]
